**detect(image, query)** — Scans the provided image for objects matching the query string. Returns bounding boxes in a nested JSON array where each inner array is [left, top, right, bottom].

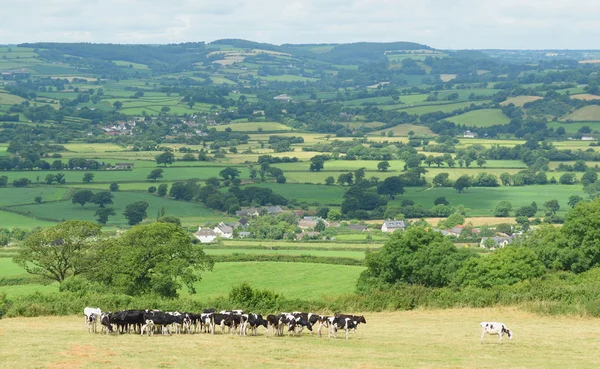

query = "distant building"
[[194, 227, 217, 243], [480, 235, 514, 250], [273, 94, 292, 102], [214, 222, 233, 239], [463, 130, 476, 138], [582, 136, 595, 141], [114, 163, 134, 170], [348, 224, 368, 232], [381, 220, 406, 233]]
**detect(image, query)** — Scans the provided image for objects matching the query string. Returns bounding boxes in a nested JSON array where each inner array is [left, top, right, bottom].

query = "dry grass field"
[[570, 93, 600, 101], [500, 96, 543, 107], [561, 105, 600, 121], [0, 308, 599, 368]]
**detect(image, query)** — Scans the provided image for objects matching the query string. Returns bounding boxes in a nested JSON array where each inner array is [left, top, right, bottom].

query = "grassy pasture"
[[500, 96, 543, 107], [11, 191, 224, 227], [1, 308, 599, 368], [561, 105, 600, 121], [548, 121, 600, 134], [570, 93, 600, 101], [0, 210, 57, 229], [371, 123, 436, 136], [203, 248, 366, 259], [390, 185, 586, 217], [0, 92, 26, 105], [214, 122, 293, 132], [395, 102, 480, 115], [112, 60, 149, 70], [219, 240, 383, 250], [447, 109, 511, 127], [0, 187, 68, 206], [0, 166, 249, 184]]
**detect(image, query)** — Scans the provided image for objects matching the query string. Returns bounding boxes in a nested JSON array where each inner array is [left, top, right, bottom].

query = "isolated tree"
[[82, 172, 94, 183], [34, 196, 43, 204], [494, 201, 513, 217], [161, 106, 171, 114], [55, 173, 66, 184], [91, 191, 114, 208], [91, 222, 213, 297], [157, 183, 168, 196], [72, 190, 93, 207], [354, 167, 366, 181], [148, 186, 157, 193], [376, 176, 405, 199], [13, 220, 102, 283], [219, 167, 241, 180], [377, 161, 390, 172], [113, 101, 123, 110], [544, 199, 560, 215], [325, 176, 335, 185], [433, 173, 450, 187], [147, 168, 164, 181], [155, 152, 175, 167], [276, 175, 286, 183], [337, 172, 354, 186], [568, 195, 584, 208], [0, 175, 8, 187], [123, 201, 150, 225], [95, 207, 116, 225], [309, 156, 325, 172], [109, 182, 119, 191], [45, 174, 56, 184], [453, 175, 473, 193], [476, 157, 487, 168], [434, 197, 449, 206]]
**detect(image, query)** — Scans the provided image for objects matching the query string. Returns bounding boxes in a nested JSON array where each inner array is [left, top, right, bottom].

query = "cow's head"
[[357, 316, 366, 324], [503, 327, 513, 340]]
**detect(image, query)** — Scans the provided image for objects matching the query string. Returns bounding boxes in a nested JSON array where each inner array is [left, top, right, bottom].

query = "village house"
[[381, 220, 406, 233], [480, 235, 514, 249], [114, 163, 135, 170], [213, 222, 234, 239], [463, 130, 476, 138], [582, 136, 595, 141], [347, 224, 368, 232], [273, 94, 292, 102], [298, 216, 329, 229], [193, 227, 217, 243]]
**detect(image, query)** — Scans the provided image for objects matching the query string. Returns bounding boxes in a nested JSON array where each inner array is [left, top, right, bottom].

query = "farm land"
[[2, 42, 600, 365]]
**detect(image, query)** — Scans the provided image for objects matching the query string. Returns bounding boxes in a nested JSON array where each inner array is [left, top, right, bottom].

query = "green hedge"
[[211, 254, 364, 266]]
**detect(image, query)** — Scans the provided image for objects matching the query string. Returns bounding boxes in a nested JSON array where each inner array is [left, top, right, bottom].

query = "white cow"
[[84, 307, 102, 331], [480, 322, 513, 343]]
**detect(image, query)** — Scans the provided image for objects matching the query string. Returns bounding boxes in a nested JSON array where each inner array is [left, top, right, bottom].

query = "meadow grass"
[[548, 121, 600, 134], [0, 93, 26, 105], [561, 105, 600, 121], [500, 96, 543, 107], [219, 240, 383, 250], [390, 185, 587, 217], [203, 248, 366, 259], [396, 101, 482, 115], [214, 122, 293, 132], [447, 109, 511, 127], [0, 187, 68, 206], [187, 262, 364, 300], [1, 308, 599, 368], [0, 210, 57, 229], [370, 123, 436, 136], [11, 191, 224, 227], [0, 166, 250, 183]]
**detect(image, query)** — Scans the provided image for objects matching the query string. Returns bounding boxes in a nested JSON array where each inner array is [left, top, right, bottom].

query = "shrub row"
[[211, 254, 364, 266]]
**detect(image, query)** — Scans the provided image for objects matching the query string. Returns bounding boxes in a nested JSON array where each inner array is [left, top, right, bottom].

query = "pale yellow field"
[[371, 124, 437, 137], [570, 93, 600, 101], [1, 308, 599, 368], [561, 105, 600, 121], [440, 74, 457, 82], [500, 95, 542, 107]]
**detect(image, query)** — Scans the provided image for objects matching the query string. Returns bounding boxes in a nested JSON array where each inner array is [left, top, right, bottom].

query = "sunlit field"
[[1, 308, 599, 368]]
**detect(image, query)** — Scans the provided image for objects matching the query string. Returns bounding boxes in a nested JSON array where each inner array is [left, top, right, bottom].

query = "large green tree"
[[147, 168, 164, 181], [155, 151, 175, 167], [72, 190, 93, 207], [357, 227, 473, 290], [123, 201, 150, 225], [90, 223, 213, 297], [13, 221, 102, 283]]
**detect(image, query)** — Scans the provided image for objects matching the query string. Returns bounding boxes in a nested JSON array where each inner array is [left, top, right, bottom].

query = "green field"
[[214, 122, 293, 132], [10, 191, 225, 227], [390, 185, 586, 217], [0, 187, 68, 206], [1, 309, 599, 368], [203, 248, 366, 259], [0, 211, 57, 229], [548, 121, 600, 134], [219, 240, 383, 250], [561, 105, 600, 121], [447, 109, 511, 127]]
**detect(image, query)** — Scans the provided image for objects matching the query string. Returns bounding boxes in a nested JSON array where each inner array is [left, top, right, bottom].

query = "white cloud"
[[0, 0, 598, 49]]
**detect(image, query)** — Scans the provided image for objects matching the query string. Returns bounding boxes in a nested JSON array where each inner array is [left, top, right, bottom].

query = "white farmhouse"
[[194, 227, 217, 243]]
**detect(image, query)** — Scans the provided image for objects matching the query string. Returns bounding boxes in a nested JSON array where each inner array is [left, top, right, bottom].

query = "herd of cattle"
[[83, 307, 367, 339]]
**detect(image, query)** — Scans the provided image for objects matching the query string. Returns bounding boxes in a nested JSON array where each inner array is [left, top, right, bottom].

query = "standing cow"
[[480, 322, 513, 343]]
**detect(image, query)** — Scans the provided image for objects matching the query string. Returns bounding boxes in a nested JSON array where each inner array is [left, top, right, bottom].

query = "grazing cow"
[[200, 313, 214, 334], [141, 311, 177, 336], [480, 322, 513, 344], [111, 310, 145, 334], [100, 312, 113, 334], [328, 316, 357, 340], [266, 314, 280, 337], [87, 313, 98, 334], [334, 314, 366, 334], [84, 307, 102, 330], [311, 315, 330, 337], [212, 313, 233, 334], [240, 313, 267, 336]]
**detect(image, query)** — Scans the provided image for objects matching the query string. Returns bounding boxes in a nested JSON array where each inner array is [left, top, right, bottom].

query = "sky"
[[1, 0, 599, 49]]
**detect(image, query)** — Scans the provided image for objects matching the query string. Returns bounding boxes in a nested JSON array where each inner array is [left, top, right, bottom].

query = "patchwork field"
[[1, 308, 599, 368], [447, 109, 511, 127], [500, 95, 543, 107], [561, 105, 600, 121]]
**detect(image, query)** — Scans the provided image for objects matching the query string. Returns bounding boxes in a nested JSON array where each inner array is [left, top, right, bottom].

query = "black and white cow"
[[266, 314, 281, 337], [334, 314, 366, 335], [240, 313, 267, 336], [84, 307, 102, 331], [111, 310, 146, 334], [141, 311, 178, 336], [480, 322, 513, 344], [100, 312, 113, 334], [328, 316, 358, 340], [87, 313, 98, 333]]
